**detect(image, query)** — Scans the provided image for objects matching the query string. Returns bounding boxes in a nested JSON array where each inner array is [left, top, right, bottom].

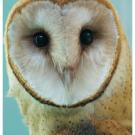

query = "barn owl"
[[5, 0, 132, 135]]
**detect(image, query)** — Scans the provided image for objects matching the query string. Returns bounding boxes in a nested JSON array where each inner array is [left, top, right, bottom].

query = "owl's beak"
[[50, 42, 81, 85], [58, 66, 78, 89], [50, 41, 81, 87]]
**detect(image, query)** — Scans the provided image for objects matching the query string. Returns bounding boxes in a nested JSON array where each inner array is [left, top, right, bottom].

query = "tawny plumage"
[[5, 0, 131, 135]]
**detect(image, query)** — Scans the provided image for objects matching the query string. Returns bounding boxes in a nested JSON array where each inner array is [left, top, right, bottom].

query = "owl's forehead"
[[13, 0, 113, 31]]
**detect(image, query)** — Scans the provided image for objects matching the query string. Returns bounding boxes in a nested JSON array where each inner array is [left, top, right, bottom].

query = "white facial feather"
[[8, 0, 118, 105]]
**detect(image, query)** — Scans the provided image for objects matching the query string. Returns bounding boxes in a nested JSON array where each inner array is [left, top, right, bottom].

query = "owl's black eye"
[[33, 32, 50, 48], [80, 29, 94, 47]]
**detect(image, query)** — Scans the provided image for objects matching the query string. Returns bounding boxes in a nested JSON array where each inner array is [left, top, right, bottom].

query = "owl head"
[[5, 0, 122, 107]]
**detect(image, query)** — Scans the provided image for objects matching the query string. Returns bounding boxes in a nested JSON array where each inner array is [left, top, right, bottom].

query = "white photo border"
[[0, 0, 3, 135], [132, 0, 134, 134]]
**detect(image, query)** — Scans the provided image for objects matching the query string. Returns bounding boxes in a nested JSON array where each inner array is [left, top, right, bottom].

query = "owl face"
[[7, 0, 119, 107]]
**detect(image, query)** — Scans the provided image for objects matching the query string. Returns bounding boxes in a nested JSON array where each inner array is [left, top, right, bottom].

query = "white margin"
[[132, 0, 134, 134], [0, 0, 3, 135]]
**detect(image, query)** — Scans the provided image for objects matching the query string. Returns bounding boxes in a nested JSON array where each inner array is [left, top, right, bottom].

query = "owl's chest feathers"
[[19, 96, 95, 135], [13, 86, 96, 135]]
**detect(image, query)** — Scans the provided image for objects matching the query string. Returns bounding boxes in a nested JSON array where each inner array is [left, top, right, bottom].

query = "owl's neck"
[[15, 88, 95, 135], [25, 105, 95, 135], [28, 114, 96, 135]]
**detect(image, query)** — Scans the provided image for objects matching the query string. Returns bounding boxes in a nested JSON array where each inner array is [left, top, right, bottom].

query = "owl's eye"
[[80, 29, 94, 47], [33, 32, 50, 48]]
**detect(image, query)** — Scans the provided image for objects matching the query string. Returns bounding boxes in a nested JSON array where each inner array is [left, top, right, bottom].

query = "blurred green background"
[[3, 0, 132, 135]]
